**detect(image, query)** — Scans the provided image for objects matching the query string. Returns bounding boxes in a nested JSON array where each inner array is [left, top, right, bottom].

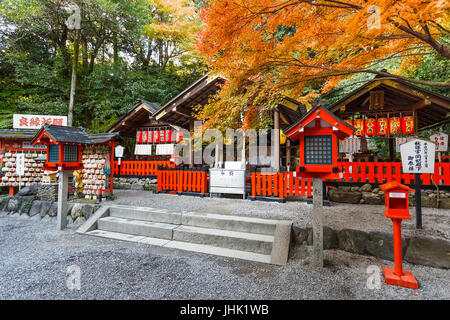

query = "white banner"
[[16, 154, 25, 176], [395, 136, 414, 153], [134, 144, 152, 155], [156, 144, 174, 155], [339, 136, 361, 153], [430, 133, 448, 152], [400, 139, 436, 174], [13, 114, 67, 129]]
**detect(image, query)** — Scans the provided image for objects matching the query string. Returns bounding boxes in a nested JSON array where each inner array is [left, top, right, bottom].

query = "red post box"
[[380, 181, 418, 289]]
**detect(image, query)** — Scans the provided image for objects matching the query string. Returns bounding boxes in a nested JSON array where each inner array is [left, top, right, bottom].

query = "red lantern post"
[[380, 181, 418, 289]]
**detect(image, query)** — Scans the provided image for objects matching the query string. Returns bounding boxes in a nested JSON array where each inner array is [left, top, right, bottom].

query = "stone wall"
[[37, 183, 58, 202], [113, 177, 157, 191], [292, 226, 450, 269], [328, 184, 450, 209], [0, 194, 99, 226]]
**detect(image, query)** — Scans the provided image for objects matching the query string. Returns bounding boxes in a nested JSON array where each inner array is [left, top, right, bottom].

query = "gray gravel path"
[[0, 212, 448, 300]]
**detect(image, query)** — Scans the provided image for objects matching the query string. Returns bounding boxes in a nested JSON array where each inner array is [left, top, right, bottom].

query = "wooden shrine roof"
[[152, 74, 308, 130], [106, 99, 165, 137], [32, 125, 94, 145], [328, 76, 450, 129]]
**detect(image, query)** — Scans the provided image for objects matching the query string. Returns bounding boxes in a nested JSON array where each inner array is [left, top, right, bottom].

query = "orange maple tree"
[[196, 0, 449, 129]]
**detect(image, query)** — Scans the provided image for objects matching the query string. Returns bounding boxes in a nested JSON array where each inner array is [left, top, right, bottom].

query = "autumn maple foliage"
[[196, 0, 449, 129]]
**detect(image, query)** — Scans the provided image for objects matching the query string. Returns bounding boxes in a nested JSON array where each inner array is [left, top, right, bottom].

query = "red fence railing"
[[338, 161, 450, 185], [250, 169, 312, 202], [250, 162, 450, 202], [112, 160, 174, 177], [156, 166, 208, 196]]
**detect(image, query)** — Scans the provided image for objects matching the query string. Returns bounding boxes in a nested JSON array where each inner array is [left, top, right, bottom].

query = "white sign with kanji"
[[13, 114, 67, 129], [430, 133, 448, 152], [395, 136, 414, 153], [400, 139, 435, 174], [339, 136, 361, 153], [115, 145, 124, 158], [16, 154, 25, 176]]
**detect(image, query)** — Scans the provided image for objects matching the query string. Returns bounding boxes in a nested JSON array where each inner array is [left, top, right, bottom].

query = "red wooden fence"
[[112, 160, 173, 177], [337, 162, 450, 185], [157, 166, 208, 196], [250, 162, 450, 202], [250, 170, 312, 202]]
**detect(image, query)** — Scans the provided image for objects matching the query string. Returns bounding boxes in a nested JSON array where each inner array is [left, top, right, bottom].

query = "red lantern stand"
[[286, 106, 355, 268], [380, 181, 418, 289], [31, 125, 93, 230]]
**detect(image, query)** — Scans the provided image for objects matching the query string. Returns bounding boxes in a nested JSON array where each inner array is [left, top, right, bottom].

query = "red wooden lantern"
[[136, 130, 142, 143], [142, 130, 148, 143], [31, 124, 92, 171], [353, 119, 364, 136], [389, 117, 401, 135], [285, 106, 355, 179], [377, 118, 388, 135], [159, 130, 166, 143], [154, 130, 160, 143], [149, 130, 154, 143], [402, 116, 414, 134], [365, 118, 376, 136], [166, 129, 172, 143]]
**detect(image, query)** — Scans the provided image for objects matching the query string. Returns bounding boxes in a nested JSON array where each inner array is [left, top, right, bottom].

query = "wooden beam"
[[171, 106, 192, 117], [412, 99, 431, 110]]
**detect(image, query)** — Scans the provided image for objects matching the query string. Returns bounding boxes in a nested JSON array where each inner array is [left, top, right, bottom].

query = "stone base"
[[382, 267, 418, 289]]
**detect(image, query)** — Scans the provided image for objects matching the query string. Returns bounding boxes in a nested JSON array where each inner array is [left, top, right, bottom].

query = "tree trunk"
[[68, 30, 79, 127]]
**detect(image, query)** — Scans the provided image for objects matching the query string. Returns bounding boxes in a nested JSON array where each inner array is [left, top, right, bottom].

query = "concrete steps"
[[77, 205, 292, 265]]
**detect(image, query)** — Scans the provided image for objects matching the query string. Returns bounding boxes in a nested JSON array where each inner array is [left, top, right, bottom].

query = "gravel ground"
[[0, 212, 449, 300], [110, 190, 450, 240]]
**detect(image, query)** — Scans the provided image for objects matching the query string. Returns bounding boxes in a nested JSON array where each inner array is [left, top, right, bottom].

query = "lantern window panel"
[[48, 144, 59, 162], [304, 135, 333, 165], [63, 145, 79, 162]]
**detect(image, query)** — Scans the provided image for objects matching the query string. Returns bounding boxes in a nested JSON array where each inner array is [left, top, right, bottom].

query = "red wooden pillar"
[[251, 167, 256, 198]]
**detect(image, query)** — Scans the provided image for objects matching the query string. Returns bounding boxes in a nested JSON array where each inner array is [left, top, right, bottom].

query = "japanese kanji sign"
[[115, 145, 124, 158], [13, 114, 67, 129], [15, 154, 25, 176], [339, 136, 361, 153], [430, 133, 448, 152], [400, 139, 435, 174]]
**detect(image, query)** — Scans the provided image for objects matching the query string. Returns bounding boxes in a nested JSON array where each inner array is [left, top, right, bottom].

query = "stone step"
[[79, 205, 292, 265], [85, 230, 272, 264], [172, 225, 274, 255], [98, 216, 176, 239], [164, 241, 272, 264], [109, 205, 181, 224], [181, 211, 282, 235], [86, 229, 171, 246]]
